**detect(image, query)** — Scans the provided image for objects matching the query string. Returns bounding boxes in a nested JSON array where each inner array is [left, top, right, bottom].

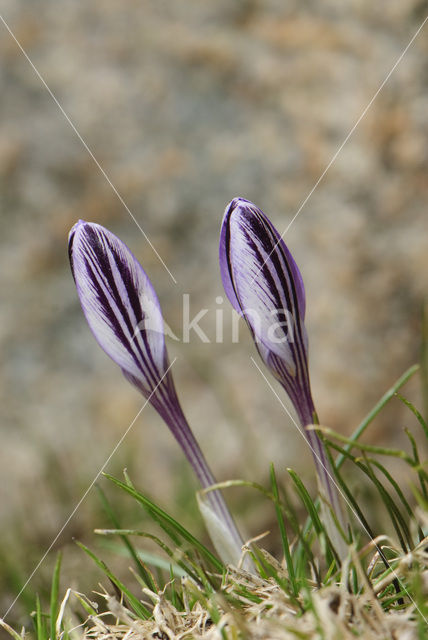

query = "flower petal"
[[220, 198, 306, 362], [69, 220, 167, 397]]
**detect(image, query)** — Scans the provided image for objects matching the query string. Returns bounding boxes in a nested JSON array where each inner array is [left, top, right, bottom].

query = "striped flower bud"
[[220, 198, 346, 551], [69, 220, 246, 567]]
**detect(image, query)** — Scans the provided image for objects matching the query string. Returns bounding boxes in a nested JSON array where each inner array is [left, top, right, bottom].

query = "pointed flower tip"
[[220, 198, 268, 313], [68, 220, 91, 259], [220, 197, 307, 340], [226, 196, 250, 212], [220, 197, 312, 423], [68, 220, 170, 402], [68, 218, 87, 237]]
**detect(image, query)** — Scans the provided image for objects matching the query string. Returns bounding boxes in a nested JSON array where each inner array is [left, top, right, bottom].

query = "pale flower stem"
[[295, 400, 343, 521], [304, 426, 348, 559], [166, 408, 245, 558]]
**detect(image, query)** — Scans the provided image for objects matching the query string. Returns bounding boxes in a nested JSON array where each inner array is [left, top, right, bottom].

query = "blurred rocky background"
[[1, 0, 427, 627]]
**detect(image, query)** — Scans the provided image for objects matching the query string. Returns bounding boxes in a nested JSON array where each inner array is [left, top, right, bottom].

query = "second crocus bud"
[[220, 198, 347, 556]]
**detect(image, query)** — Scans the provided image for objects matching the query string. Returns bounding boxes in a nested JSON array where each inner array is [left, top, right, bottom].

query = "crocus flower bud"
[[69, 220, 246, 567], [220, 199, 346, 553]]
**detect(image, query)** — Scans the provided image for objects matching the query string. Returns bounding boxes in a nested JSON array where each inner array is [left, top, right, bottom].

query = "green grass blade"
[[169, 565, 180, 610], [361, 457, 411, 552], [365, 456, 424, 542], [96, 484, 156, 591], [323, 427, 417, 466], [269, 464, 297, 595], [326, 440, 405, 600], [277, 481, 318, 583], [95, 528, 200, 583], [287, 468, 336, 572], [76, 541, 151, 619], [321, 442, 375, 541], [98, 539, 187, 577], [287, 469, 323, 536], [322, 442, 352, 547], [35, 594, 46, 640], [396, 393, 428, 440], [421, 302, 428, 426], [404, 429, 428, 510], [72, 592, 98, 617], [413, 566, 428, 638], [104, 473, 224, 572], [249, 546, 289, 593], [335, 365, 419, 470], [122, 470, 183, 548], [329, 440, 411, 552], [409, 483, 428, 511], [50, 552, 62, 640], [404, 429, 428, 500]]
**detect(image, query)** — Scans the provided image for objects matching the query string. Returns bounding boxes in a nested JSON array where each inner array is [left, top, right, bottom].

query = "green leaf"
[[104, 473, 224, 573], [287, 470, 323, 536], [269, 464, 297, 595], [421, 302, 428, 427], [76, 541, 151, 619], [98, 539, 187, 577], [250, 546, 289, 593], [95, 528, 200, 583], [366, 456, 424, 542], [323, 427, 420, 469], [72, 592, 98, 617], [96, 484, 156, 591], [362, 456, 411, 552], [335, 365, 419, 470], [395, 393, 428, 440], [50, 552, 62, 640], [35, 594, 46, 640]]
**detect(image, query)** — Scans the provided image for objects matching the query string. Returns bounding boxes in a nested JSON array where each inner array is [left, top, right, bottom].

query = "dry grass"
[[43, 533, 428, 640]]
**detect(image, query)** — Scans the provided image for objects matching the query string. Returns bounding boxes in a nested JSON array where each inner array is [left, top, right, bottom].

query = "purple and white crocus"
[[220, 198, 346, 551], [68, 220, 246, 567]]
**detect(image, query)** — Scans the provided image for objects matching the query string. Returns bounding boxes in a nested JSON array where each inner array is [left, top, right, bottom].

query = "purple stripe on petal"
[[220, 199, 304, 367], [219, 199, 242, 315], [220, 199, 317, 432], [220, 200, 312, 411], [220, 198, 306, 318], [69, 221, 166, 396]]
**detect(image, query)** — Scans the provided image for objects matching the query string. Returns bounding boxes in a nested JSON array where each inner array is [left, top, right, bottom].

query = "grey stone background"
[[0, 0, 427, 623]]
